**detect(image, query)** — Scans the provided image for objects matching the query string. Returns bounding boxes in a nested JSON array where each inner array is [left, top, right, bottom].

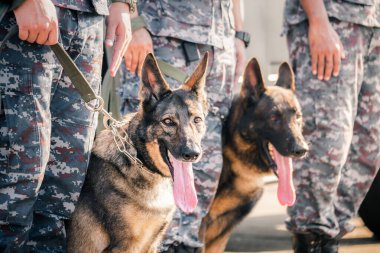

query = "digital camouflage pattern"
[[284, 0, 380, 33], [284, 18, 380, 239], [0, 8, 103, 252], [51, 0, 109, 15], [138, 0, 235, 49], [119, 35, 235, 250]]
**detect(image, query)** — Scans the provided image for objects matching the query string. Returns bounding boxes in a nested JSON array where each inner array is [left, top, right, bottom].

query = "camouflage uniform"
[[119, 1, 236, 251], [283, 0, 380, 239], [0, 0, 107, 251]]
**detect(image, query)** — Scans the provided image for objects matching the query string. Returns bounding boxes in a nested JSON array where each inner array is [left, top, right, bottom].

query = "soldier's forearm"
[[300, 0, 330, 27], [232, 0, 244, 31]]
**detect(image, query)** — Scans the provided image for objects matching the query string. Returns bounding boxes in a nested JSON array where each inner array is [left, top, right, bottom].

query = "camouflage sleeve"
[[9, 0, 26, 10]]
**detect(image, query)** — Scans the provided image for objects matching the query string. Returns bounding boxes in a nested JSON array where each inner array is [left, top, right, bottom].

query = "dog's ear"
[[276, 62, 295, 93], [241, 58, 266, 102], [182, 52, 208, 97], [140, 53, 171, 108]]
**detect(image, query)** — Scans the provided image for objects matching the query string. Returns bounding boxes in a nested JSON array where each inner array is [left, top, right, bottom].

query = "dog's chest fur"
[[74, 129, 176, 251]]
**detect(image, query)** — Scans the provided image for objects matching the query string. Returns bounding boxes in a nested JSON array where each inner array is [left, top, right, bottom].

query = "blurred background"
[[242, 0, 287, 84]]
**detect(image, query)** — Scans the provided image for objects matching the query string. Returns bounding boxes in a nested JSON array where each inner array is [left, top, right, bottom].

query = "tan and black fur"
[[67, 53, 209, 253], [202, 58, 308, 253]]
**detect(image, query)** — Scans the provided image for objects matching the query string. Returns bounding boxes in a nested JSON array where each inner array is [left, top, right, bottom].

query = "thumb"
[[105, 20, 117, 47]]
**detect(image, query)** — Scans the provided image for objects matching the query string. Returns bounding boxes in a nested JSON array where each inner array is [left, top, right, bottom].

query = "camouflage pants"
[[119, 36, 235, 250], [286, 19, 380, 239], [0, 9, 103, 252]]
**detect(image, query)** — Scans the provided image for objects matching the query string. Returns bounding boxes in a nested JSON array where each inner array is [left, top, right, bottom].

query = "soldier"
[[0, 0, 133, 251], [119, 1, 248, 252], [283, 0, 380, 252]]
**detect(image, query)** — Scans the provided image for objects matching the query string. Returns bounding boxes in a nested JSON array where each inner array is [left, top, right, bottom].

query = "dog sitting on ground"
[[202, 58, 309, 253], [67, 53, 209, 253]]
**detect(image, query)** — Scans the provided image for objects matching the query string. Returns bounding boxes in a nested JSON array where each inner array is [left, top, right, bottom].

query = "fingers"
[[18, 27, 28, 41], [332, 51, 341, 77], [36, 26, 49, 45], [311, 51, 318, 76], [314, 42, 345, 80], [110, 39, 124, 76], [317, 54, 325, 80], [124, 51, 133, 71], [46, 23, 59, 45], [129, 50, 140, 74], [16, 19, 58, 45], [105, 21, 117, 48], [26, 25, 39, 43], [234, 59, 244, 84], [323, 54, 333, 80], [110, 29, 126, 77]]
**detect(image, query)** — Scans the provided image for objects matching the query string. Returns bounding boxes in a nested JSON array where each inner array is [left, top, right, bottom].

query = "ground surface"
[[225, 179, 380, 253]]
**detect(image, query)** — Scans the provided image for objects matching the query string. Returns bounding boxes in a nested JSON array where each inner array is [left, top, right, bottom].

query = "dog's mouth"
[[161, 148, 198, 213], [264, 143, 296, 207]]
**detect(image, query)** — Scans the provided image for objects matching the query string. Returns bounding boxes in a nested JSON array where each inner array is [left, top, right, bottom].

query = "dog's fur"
[[202, 58, 308, 253], [67, 53, 209, 253]]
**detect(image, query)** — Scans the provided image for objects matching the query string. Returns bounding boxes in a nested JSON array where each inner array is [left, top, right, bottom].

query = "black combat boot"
[[293, 233, 339, 253], [321, 237, 339, 253], [292, 233, 322, 253]]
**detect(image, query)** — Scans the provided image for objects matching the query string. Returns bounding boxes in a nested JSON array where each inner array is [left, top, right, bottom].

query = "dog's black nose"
[[182, 147, 200, 161], [291, 142, 309, 157]]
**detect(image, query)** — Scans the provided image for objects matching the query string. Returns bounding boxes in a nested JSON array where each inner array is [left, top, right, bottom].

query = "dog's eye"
[[194, 117, 203, 124], [162, 118, 175, 126], [270, 115, 281, 123]]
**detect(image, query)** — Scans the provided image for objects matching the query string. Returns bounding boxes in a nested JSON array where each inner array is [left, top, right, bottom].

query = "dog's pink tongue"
[[169, 154, 198, 213], [273, 148, 296, 206]]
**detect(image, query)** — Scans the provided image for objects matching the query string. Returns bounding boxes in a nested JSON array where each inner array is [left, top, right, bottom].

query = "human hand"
[[308, 20, 345, 80], [123, 27, 153, 77], [106, 2, 132, 77], [234, 38, 246, 90], [13, 0, 58, 45]]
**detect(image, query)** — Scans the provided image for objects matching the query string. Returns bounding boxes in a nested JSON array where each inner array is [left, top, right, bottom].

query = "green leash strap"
[[50, 43, 98, 103], [156, 59, 189, 83]]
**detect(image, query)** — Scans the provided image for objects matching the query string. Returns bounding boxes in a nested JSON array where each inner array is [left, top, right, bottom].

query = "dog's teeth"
[[268, 143, 274, 158]]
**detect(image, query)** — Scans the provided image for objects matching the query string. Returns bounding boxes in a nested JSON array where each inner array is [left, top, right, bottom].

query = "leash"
[[0, 13, 144, 168]]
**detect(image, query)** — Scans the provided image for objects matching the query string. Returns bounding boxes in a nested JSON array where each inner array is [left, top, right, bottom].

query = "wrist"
[[131, 16, 146, 32], [111, 0, 136, 13], [308, 15, 330, 27]]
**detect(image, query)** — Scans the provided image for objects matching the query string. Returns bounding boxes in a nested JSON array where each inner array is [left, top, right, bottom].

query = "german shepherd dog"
[[67, 53, 209, 252], [202, 58, 309, 253]]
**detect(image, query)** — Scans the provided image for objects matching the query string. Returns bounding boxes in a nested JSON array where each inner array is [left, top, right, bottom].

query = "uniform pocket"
[[0, 69, 42, 174]]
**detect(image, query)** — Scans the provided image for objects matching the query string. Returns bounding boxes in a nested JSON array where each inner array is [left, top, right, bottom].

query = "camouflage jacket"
[[51, 0, 109, 15], [9, 0, 109, 15], [284, 0, 380, 32], [138, 0, 235, 49]]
